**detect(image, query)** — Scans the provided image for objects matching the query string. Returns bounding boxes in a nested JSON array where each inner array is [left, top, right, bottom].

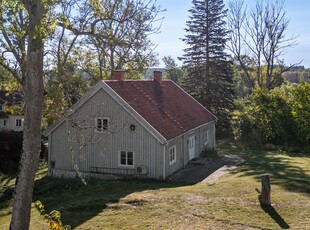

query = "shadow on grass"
[[31, 176, 187, 228], [261, 204, 290, 229], [237, 149, 310, 196], [0, 174, 16, 216], [0, 173, 16, 198]]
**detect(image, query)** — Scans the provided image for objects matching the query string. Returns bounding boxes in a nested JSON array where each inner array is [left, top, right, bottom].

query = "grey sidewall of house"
[[164, 122, 216, 177]]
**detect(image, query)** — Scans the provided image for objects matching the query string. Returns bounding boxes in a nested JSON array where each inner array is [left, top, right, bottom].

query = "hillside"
[[142, 68, 166, 79], [283, 66, 310, 83]]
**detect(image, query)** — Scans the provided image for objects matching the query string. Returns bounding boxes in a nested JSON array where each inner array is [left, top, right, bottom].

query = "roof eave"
[[166, 119, 216, 142]]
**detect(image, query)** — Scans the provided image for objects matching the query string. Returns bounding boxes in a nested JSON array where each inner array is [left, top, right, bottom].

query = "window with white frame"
[[3, 120, 7, 127], [204, 130, 209, 146], [95, 117, 109, 132], [16, 119, 22, 127], [169, 145, 176, 165], [120, 150, 134, 166]]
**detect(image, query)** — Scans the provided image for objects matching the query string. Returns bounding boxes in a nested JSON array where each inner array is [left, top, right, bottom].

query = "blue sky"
[[151, 0, 310, 68]]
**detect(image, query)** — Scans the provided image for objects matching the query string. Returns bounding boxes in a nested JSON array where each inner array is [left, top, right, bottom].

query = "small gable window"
[[169, 146, 176, 165], [120, 150, 134, 166], [95, 117, 109, 133]]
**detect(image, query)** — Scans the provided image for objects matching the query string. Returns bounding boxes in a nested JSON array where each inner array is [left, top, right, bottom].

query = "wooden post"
[[260, 174, 271, 206]]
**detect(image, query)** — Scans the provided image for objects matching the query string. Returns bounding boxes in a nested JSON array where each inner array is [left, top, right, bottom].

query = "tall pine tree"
[[181, 0, 235, 134]]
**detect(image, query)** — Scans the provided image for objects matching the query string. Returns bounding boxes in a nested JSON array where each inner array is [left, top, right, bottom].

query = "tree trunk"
[[260, 173, 271, 206], [10, 1, 45, 229]]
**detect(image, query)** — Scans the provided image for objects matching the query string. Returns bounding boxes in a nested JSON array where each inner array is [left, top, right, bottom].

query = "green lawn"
[[1, 145, 309, 229]]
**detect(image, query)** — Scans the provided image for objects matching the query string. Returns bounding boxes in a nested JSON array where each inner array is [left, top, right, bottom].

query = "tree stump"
[[259, 174, 271, 206]]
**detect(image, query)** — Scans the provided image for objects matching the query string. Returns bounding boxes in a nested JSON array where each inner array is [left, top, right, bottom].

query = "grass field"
[[0, 145, 309, 229]]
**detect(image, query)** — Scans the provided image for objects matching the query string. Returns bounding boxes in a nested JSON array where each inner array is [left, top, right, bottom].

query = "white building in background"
[[0, 90, 24, 132]]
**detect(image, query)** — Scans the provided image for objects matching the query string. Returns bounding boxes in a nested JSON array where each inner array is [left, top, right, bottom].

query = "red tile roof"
[[105, 80, 216, 140]]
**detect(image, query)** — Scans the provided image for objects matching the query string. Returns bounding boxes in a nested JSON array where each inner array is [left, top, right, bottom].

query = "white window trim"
[[119, 150, 135, 168], [204, 130, 209, 146], [16, 119, 22, 127], [95, 117, 110, 133], [0, 119, 7, 127], [169, 145, 176, 165]]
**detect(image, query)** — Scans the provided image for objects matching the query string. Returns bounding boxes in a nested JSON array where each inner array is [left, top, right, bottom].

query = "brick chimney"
[[153, 71, 162, 84], [113, 69, 125, 81]]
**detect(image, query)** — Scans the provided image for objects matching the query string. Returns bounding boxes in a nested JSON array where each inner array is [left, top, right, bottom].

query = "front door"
[[188, 136, 195, 160]]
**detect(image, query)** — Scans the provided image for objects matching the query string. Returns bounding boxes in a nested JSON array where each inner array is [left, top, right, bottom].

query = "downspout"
[[213, 121, 216, 148], [182, 134, 185, 168], [48, 135, 52, 176], [163, 142, 168, 180]]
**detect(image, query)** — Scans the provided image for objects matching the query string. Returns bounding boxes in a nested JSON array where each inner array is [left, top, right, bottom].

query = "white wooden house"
[[0, 91, 24, 132], [44, 71, 217, 179]]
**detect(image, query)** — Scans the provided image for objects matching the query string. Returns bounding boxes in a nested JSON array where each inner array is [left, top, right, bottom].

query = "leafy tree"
[[90, 0, 161, 78], [180, 0, 235, 132], [235, 83, 310, 149], [41, 0, 162, 125], [243, 88, 295, 145], [39, 0, 162, 126], [289, 82, 310, 145], [162, 56, 185, 84], [43, 82, 68, 126], [57, 0, 162, 79], [227, 0, 298, 91], [124, 70, 145, 80]]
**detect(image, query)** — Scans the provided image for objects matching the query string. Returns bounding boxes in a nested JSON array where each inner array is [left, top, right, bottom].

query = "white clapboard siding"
[[163, 122, 216, 177], [49, 88, 164, 179]]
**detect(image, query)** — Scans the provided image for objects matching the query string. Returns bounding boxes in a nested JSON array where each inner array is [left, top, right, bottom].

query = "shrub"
[[234, 83, 310, 150], [35, 200, 71, 230], [0, 131, 47, 173]]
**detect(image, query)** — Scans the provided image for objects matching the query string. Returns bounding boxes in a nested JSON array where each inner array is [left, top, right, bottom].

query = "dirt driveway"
[[168, 154, 244, 184]]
